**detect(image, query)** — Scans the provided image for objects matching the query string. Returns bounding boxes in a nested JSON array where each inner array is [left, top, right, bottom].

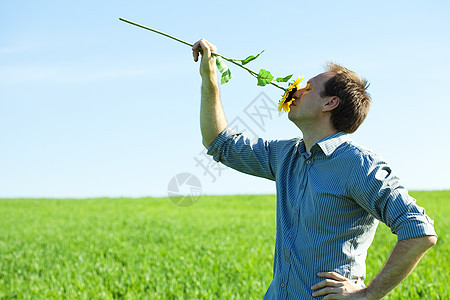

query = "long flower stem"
[[119, 18, 287, 92], [216, 53, 286, 91]]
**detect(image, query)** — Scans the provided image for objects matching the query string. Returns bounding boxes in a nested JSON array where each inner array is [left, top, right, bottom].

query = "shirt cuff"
[[396, 212, 437, 241]]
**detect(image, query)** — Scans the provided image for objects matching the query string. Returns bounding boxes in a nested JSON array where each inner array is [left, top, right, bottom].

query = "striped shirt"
[[207, 128, 436, 300]]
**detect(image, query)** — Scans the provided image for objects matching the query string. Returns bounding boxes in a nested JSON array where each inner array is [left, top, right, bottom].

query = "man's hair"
[[321, 62, 371, 133]]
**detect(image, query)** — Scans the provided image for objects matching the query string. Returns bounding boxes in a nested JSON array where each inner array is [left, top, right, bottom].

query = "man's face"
[[288, 72, 335, 124]]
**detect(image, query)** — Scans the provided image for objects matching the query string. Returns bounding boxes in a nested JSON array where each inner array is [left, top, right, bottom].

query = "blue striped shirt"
[[207, 128, 436, 299]]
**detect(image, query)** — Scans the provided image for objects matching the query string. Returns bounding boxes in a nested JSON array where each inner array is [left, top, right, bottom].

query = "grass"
[[0, 191, 447, 299]]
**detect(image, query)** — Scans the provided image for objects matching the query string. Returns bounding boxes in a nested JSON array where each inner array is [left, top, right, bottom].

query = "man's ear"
[[323, 96, 340, 112]]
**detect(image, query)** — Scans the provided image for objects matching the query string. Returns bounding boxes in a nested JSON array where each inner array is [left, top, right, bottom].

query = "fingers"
[[192, 39, 217, 62], [312, 287, 340, 298], [311, 279, 345, 298], [317, 272, 347, 281], [311, 279, 341, 290], [311, 272, 365, 298], [204, 40, 217, 53], [192, 40, 203, 62]]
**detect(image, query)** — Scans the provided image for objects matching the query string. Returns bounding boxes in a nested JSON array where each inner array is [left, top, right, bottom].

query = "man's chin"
[[288, 111, 303, 125], [287, 110, 295, 121]]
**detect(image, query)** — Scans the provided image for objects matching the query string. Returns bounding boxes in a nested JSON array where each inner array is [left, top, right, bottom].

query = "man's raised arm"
[[192, 39, 227, 149]]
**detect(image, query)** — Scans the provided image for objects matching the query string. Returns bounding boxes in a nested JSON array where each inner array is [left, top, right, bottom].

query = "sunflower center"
[[285, 87, 298, 103]]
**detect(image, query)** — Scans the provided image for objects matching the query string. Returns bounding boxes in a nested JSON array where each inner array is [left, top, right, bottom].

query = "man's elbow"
[[202, 138, 212, 149], [416, 235, 438, 250], [399, 235, 437, 251], [202, 131, 222, 149], [425, 235, 438, 247]]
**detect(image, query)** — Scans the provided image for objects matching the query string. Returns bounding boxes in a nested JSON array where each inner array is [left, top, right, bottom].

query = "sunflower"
[[278, 77, 303, 113]]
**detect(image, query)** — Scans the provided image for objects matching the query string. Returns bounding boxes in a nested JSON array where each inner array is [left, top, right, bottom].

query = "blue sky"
[[1, 0, 449, 198]]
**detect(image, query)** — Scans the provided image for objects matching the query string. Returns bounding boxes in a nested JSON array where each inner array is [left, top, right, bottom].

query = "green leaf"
[[241, 50, 265, 65], [216, 56, 232, 84], [221, 69, 232, 85], [276, 74, 293, 83], [257, 69, 274, 86], [216, 57, 229, 73]]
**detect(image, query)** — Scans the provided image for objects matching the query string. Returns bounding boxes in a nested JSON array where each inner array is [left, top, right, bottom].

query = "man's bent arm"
[[192, 39, 227, 148], [364, 235, 437, 299], [313, 235, 437, 299]]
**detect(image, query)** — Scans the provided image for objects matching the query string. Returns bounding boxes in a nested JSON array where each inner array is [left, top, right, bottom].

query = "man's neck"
[[292, 115, 339, 155], [301, 127, 339, 155]]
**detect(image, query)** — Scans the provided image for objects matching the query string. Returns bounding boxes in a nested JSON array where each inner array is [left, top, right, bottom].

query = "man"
[[192, 39, 437, 299]]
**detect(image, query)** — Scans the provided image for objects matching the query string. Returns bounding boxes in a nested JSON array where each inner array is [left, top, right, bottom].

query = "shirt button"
[[285, 257, 289, 262], [306, 160, 311, 165], [289, 234, 293, 239], [293, 209, 298, 214], [300, 184, 304, 189], [280, 283, 285, 288]]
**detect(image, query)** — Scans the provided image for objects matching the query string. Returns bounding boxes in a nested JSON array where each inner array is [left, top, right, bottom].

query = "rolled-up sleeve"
[[348, 153, 437, 241], [206, 127, 277, 181]]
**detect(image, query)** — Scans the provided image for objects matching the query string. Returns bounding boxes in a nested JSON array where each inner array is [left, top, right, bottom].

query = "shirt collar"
[[315, 131, 350, 156]]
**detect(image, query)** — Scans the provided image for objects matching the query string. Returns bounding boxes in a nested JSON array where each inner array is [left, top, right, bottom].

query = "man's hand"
[[192, 39, 217, 78], [311, 272, 369, 299]]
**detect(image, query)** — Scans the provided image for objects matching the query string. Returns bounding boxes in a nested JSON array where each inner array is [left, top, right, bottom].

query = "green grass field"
[[0, 191, 447, 299]]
